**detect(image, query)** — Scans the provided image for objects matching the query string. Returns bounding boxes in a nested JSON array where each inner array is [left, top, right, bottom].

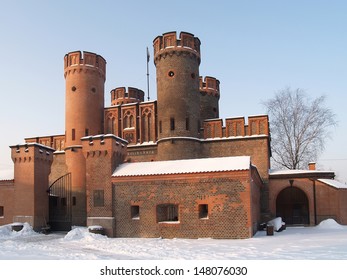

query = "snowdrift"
[[317, 219, 344, 230], [0, 222, 38, 239]]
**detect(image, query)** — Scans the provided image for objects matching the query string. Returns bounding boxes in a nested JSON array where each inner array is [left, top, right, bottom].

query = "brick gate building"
[[1, 31, 346, 238]]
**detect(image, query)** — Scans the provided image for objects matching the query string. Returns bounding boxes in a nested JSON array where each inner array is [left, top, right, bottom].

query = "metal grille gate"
[[48, 173, 72, 231]]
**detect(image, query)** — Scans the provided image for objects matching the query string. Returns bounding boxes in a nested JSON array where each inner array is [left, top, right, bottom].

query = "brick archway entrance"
[[276, 187, 309, 225]]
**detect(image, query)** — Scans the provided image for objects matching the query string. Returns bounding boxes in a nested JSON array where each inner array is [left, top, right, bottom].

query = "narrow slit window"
[[186, 117, 190, 130], [170, 118, 175, 131]]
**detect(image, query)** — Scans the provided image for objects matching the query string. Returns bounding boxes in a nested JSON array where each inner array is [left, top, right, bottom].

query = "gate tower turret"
[[153, 31, 202, 160], [64, 51, 106, 226]]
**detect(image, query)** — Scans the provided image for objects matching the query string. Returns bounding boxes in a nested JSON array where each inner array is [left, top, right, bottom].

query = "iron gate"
[[48, 173, 72, 231]]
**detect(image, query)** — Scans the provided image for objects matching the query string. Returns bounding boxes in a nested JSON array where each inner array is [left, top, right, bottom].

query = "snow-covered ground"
[[1, 220, 347, 279], [1, 219, 347, 260]]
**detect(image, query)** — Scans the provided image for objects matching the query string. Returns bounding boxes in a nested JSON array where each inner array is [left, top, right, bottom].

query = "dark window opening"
[[0, 206, 4, 217], [199, 204, 209, 219], [159, 121, 162, 133], [157, 204, 179, 222], [131, 205, 140, 219], [85, 128, 89, 136], [72, 196, 76, 206], [72, 129, 75, 141], [170, 118, 175, 131], [186, 117, 190, 130]]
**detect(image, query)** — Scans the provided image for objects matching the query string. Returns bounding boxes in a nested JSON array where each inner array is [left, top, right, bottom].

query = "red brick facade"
[[1, 31, 346, 239], [269, 173, 347, 226], [111, 168, 261, 239]]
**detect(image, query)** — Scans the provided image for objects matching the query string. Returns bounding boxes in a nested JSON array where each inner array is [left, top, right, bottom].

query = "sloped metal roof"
[[112, 156, 251, 177]]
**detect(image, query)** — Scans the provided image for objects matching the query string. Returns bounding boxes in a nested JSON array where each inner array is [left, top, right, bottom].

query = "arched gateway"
[[276, 187, 309, 225]]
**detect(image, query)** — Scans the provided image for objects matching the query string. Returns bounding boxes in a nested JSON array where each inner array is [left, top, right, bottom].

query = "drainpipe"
[[313, 179, 317, 225]]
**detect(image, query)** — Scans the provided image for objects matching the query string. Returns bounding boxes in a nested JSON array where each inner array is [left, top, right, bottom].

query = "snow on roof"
[[269, 169, 334, 177], [112, 156, 251, 177], [318, 179, 347, 189]]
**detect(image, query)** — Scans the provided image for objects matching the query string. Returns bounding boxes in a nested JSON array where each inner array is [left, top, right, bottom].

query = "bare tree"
[[263, 87, 337, 170]]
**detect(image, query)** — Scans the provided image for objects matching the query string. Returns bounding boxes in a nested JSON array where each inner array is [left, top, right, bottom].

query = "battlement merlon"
[[10, 143, 55, 163], [64, 51, 106, 78], [203, 115, 270, 138], [199, 76, 220, 97], [153, 31, 201, 64], [110, 87, 145, 106]]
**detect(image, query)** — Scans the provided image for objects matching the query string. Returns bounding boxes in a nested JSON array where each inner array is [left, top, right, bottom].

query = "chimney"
[[308, 162, 316, 170]]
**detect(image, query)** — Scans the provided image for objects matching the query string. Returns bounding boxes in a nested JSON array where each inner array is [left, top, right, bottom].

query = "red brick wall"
[[9, 144, 53, 230], [269, 178, 347, 225], [82, 135, 127, 236], [0, 181, 15, 225], [202, 137, 270, 180], [112, 170, 259, 239]]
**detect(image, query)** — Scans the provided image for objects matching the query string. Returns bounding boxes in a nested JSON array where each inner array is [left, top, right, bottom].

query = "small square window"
[[157, 204, 179, 222], [131, 205, 140, 220], [199, 204, 208, 219]]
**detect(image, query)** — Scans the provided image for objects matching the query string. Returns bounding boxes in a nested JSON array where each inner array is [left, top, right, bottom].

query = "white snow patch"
[[267, 217, 284, 231], [0, 222, 38, 239], [316, 219, 344, 230], [1, 220, 347, 260], [113, 156, 250, 177], [63, 227, 107, 241]]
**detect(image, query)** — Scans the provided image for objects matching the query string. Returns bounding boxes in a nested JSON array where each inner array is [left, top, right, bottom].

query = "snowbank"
[[0, 222, 38, 239], [316, 219, 344, 230], [63, 227, 108, 241]]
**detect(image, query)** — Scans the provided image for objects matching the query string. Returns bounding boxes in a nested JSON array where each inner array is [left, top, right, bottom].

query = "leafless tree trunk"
[[263, 87, 337, 170]]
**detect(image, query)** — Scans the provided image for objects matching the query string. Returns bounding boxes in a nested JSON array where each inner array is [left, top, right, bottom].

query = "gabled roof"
[[112, 156, 251, 177]]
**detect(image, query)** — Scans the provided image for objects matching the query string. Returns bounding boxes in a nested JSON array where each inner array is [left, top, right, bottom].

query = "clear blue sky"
[[0, 0, 346, 182]]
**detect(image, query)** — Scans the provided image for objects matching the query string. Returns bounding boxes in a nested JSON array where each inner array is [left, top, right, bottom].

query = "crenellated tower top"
[[64, 51, 106, 80], [199, 76, 220, 98], [153, 31, 201, 65], [110, 87, 145, 106]]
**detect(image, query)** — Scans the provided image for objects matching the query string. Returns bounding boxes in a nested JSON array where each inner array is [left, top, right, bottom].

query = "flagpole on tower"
[[146, 47, 150, 101]]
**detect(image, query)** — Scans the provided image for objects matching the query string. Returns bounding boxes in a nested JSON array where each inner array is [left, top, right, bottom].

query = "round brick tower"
[[153, 31, 202, 160], [110, 87, 144, 106], [199, 76, 220, 121], [64, 51, 106, 226]]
